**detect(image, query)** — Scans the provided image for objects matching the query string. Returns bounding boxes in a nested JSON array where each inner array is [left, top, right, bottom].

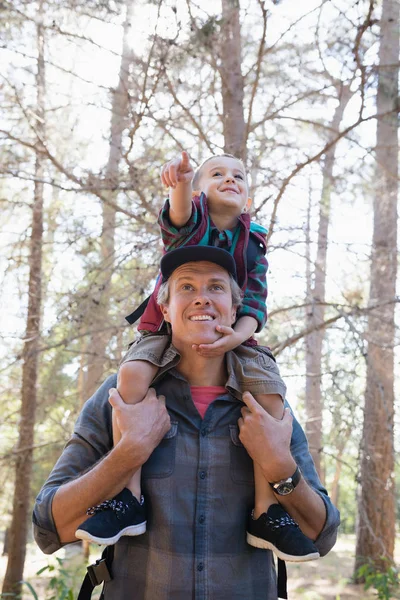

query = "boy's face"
[[196, 156, 252, 219]]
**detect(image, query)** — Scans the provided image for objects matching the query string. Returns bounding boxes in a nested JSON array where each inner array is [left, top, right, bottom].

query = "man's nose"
[[194, 294, 211, 306]]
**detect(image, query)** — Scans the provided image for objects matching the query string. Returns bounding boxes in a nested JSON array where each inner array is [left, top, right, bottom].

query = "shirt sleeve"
[[237, 252, 268, 332], [288, 402, 341, 556], [158, 199, 200, 251], [32, 375, 116, 554]]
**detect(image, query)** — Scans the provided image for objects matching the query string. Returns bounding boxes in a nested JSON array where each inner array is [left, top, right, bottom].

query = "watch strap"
[[270, 466, 301, 491]]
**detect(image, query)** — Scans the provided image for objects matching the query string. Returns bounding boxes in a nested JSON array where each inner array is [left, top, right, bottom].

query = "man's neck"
[[177, 352, 227, 386]]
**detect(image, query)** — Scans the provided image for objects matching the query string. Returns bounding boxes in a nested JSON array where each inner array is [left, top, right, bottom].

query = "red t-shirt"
[[190, 386, 226, 419]]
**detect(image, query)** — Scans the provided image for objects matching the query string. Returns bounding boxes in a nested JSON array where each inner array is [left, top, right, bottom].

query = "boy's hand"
[[161, 151, 194, 189], [192, 326, 243, 357]]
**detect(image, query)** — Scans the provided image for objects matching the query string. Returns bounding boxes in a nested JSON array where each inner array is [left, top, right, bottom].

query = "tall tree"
[[82, 0, 135, 401], [305, 83, 352, 478], [355, 0, 399, 573], [2, 0, 46, 594], [219, 0, 246, 160]]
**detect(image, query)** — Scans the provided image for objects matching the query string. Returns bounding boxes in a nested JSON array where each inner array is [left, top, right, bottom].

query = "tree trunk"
[[355, 0, 398, 575], [219, 0, 246, 160], [304, 84, 352, 478], [2, 2, 45, 595], [82, 1, 134, 400]]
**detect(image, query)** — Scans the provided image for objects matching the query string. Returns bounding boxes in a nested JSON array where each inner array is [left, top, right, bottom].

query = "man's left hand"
[[238, 392, 296, 482], [192, 326, 242, 357]]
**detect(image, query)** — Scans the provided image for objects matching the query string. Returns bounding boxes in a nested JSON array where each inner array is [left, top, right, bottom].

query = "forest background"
[[0, 0, 399, 598]]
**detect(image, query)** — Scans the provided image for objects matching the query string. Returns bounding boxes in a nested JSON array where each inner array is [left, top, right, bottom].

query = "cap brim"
[[160, 246, 237, 282]]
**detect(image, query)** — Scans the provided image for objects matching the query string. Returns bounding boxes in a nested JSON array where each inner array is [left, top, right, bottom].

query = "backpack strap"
[[277, 558, 288, 599], [77, 545, 114, 600], [246, 234, 264, 273], [125, 295, 150, 325]]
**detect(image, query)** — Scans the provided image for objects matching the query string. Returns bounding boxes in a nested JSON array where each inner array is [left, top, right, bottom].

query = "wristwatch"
[[269, 466, 301, 496]]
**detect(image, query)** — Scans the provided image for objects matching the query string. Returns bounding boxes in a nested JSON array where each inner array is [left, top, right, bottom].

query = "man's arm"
[[237, 392, 329, 542], [160, 151, 194, 227], [36, 385, 170, 547]]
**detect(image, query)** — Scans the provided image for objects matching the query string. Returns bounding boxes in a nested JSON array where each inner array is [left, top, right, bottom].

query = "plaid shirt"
[[33, 373, 340, 599], [159, 197, 269, 332]]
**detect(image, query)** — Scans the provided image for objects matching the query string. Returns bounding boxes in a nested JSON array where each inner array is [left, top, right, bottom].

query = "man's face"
[[160, 261, 237, 351], [196, 156, 252, 218]]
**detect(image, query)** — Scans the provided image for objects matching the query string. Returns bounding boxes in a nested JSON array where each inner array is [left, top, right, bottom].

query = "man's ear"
[[231, 306, 237, 325], [160, 304, 170, 323], [242, 197, 252, 213]]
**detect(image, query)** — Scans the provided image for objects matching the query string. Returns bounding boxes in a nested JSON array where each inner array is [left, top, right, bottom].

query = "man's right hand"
[[161, 151, 194, 189], [109, 387, 171, 467]]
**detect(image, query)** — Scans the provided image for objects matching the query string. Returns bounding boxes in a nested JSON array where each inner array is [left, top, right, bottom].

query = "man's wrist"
[[261, 456, 297, 485]]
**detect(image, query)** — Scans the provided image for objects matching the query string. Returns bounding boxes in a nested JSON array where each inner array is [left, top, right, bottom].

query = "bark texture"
[[82, 2, 134, 400], [305, 85, 352, 478], [219, 0, 246, 160], [355, 0, 398, 574], [2, 3, 45, 595]]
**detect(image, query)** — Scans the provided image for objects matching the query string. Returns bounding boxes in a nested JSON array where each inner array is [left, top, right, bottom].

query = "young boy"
[[75, 152, 319, 562]]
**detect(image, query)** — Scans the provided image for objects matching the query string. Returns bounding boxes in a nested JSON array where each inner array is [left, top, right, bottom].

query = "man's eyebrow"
[[174, 275, 228, 284]]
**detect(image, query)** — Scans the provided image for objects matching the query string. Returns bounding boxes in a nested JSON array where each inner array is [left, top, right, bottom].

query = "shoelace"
[[251, 510, 299, 530], [266, 515, 299, 530], [86, 499, 129, 517]]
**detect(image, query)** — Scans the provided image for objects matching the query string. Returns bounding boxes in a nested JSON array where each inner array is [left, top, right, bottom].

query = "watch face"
[[275, 482, 294, 495]]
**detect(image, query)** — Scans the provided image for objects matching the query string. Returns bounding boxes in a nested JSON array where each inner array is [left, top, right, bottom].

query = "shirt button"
[[199, 514, 205, 524], [200, 428, 208, 437], [199, 470, 206, 479], [197, 563, 204, 572]]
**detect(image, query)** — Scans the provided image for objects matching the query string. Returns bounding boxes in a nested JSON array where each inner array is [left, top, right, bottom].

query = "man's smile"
[[189, 314, 215, 321]]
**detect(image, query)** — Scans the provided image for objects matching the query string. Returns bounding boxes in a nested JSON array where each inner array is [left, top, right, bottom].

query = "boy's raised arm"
[[161, 151, 194, 227]]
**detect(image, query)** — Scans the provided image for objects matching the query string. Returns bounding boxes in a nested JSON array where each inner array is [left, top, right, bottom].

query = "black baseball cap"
[[160, 246, 238, 282]]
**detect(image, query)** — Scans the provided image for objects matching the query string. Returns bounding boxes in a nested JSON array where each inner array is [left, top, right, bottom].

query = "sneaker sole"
[[75, 522, 147, 545], [246, 532, 320, 562]]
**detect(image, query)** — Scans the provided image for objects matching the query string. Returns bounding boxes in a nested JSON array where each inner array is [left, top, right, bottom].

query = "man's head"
[[192, 155, 252, 218], [157, 246, 242, 350]]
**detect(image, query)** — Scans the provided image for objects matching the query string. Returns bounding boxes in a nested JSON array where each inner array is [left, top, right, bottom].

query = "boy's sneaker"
[[75, 488, 146, 545], [246, 504, 320, 562]]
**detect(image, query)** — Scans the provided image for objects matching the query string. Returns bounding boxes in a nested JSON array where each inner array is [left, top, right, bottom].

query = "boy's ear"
[[242, 197, 252, 213]]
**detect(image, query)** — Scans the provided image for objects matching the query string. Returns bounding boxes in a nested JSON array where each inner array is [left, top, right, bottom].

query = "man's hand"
[[192, 325, 243, 357], [238, 392, 296, 482], [109, 387, 171, 467], [161, 151, 194, 189]]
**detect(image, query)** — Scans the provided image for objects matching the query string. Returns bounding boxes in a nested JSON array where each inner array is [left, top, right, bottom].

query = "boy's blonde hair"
[[192, 154, 247, 190]]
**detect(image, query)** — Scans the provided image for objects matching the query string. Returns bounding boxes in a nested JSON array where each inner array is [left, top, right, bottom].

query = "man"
[[33, 246, 340, 600]]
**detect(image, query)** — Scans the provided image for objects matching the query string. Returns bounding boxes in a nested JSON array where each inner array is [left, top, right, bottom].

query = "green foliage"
[[355, 559, 400, 600], [21, 556, 88, 600]]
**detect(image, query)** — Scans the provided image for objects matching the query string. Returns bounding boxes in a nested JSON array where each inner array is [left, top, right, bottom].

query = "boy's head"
[[193, 154, 252, 218]]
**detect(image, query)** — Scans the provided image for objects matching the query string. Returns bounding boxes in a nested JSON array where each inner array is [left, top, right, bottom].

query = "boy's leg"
[[75, 334, 174, 545], [252, 393, 283, 519], [226, 347, 319, 561], [114, 360, 159, 499], [248, 392, 319, 561]]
